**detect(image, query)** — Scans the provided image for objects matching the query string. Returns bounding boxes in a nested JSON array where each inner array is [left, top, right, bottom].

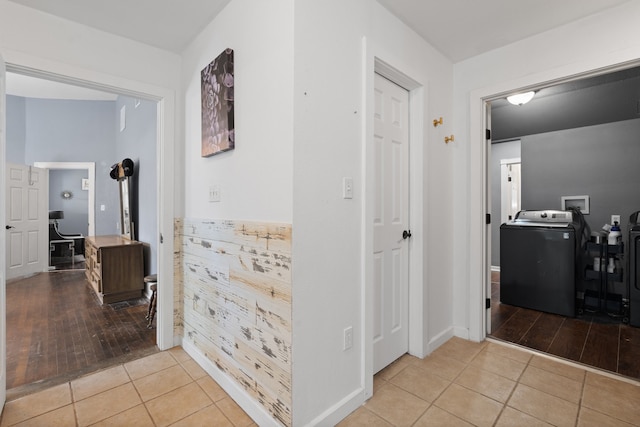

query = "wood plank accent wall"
[[174, 218, 292, 426]]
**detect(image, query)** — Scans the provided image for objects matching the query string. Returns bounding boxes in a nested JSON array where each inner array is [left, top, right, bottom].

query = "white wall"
[[452, 0, 640, 341], [181, 0, 294, 222], [292, 1, 453, 424], [182, 0, 455, 424], [180, 1, 294, 424]]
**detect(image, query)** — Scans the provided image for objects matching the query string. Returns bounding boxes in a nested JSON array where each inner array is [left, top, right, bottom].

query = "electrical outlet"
[[343, 326, 353, 350], [611, 215, 620, 225]]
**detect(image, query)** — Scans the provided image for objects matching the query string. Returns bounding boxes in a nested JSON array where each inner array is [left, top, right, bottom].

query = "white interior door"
[[500, 160, 521, 223], [372, 73, 410, 373], [1, 52, 7, 412], [5, 163, 48, 280]]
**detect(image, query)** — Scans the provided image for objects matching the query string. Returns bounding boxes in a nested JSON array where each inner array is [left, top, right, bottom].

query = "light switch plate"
[[343, 177, 353, 199], [343, 326, 353, 350], [209, 185, 221, 202]]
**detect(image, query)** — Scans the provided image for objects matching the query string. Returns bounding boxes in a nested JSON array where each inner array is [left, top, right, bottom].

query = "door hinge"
[[486, 213, 491, 224], [485, 129, 491, 140], [486, 298, 491, 309], [160, 233, 164, 244]]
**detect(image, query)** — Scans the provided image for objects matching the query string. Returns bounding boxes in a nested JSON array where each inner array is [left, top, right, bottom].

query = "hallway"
[[3, 336, 640, 425], [0, 348, 254, 426], [340, 337, 640, 426]]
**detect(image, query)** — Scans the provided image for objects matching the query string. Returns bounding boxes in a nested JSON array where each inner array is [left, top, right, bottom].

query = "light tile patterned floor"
[[340, 338, 640, 427], [3, 339, 640, 426], [0, 347, 256, 427]]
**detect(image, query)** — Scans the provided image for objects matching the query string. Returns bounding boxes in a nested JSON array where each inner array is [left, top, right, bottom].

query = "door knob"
[[402, 230, 412, 240], [6, 225, 15, 230]]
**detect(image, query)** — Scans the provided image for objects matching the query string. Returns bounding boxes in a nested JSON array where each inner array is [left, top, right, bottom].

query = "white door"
[[1, 52, 7, 412], [5, 163, 48, 280], [372, 73, 410, 373], [500, 160, 521, 223]]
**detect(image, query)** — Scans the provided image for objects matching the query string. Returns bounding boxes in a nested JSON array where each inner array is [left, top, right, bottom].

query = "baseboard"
[[303, 388, 364, 427], [453, 326, 470, 340], [173, 335, 182, 348], [427, 327, 454, 354], [181, 340, 280, 427]]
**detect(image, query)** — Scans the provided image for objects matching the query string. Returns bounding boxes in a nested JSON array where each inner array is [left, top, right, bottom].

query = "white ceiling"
[[7, 0, 632, 61], [4, 0, 633, 99], [7, 0, 232, 54], [376, 0, 632, 62]]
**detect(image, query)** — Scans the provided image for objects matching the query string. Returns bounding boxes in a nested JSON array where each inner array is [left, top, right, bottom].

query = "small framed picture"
[[561, 195, 589, 214]]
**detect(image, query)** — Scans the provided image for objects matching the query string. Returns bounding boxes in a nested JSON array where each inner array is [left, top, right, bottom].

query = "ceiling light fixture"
[[507, 91, 535, 106]]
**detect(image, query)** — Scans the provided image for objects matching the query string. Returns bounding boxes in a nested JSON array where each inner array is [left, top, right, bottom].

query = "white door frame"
[[1, 58, 176, 360], [468, 59, 640, 342], [33, 162, 95, 236], [362, 43, 426, 400], [0, 53, 7, 410]]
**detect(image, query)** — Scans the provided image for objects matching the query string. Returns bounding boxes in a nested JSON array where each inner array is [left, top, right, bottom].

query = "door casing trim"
[[362, 37, 427, 400]]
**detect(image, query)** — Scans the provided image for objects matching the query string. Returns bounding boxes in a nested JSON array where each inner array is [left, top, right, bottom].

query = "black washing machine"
[[500, 210, 581, 317], [629, 211, 640, 326]]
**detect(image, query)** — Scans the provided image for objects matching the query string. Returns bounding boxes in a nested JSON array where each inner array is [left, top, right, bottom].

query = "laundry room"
[[489, 65, 640, 377]]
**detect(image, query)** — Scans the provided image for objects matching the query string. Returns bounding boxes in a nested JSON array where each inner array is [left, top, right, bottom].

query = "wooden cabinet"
[[85, 235, 144, 304]]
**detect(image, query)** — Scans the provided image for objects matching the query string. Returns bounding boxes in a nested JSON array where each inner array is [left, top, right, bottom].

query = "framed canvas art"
[[201, 48, 235, 157]]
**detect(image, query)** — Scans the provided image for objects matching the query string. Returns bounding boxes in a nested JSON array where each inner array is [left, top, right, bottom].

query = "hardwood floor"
[[5, 269, 157, 395], [490, 271, 640, 379], [48, 255, 87, 272]]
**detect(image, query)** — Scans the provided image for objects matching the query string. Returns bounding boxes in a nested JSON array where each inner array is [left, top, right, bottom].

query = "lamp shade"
[[49, 210, 64, 220], [507, 91, 535, 106]]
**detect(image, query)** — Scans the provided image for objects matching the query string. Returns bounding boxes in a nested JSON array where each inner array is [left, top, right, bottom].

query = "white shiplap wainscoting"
[[174, 218, 292, 426]]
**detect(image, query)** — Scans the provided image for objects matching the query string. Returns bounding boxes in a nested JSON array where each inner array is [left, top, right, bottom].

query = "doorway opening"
[[2, 67, 167, 396], [483, 62, 640, 380], [34, 162, 95, 271]]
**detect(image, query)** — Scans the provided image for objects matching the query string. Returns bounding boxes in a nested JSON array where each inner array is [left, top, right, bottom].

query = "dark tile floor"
[[5, 269, 157, 398], [490, 271, 640, 379]]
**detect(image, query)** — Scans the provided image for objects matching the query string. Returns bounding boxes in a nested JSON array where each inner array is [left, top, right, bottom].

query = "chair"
[[49, 210, 85, 265]]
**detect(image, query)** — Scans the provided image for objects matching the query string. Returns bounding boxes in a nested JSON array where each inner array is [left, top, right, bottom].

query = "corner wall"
[[178, 0, 294, 425], [452, 0, 640, 341], [292, 1, 454, 424]]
